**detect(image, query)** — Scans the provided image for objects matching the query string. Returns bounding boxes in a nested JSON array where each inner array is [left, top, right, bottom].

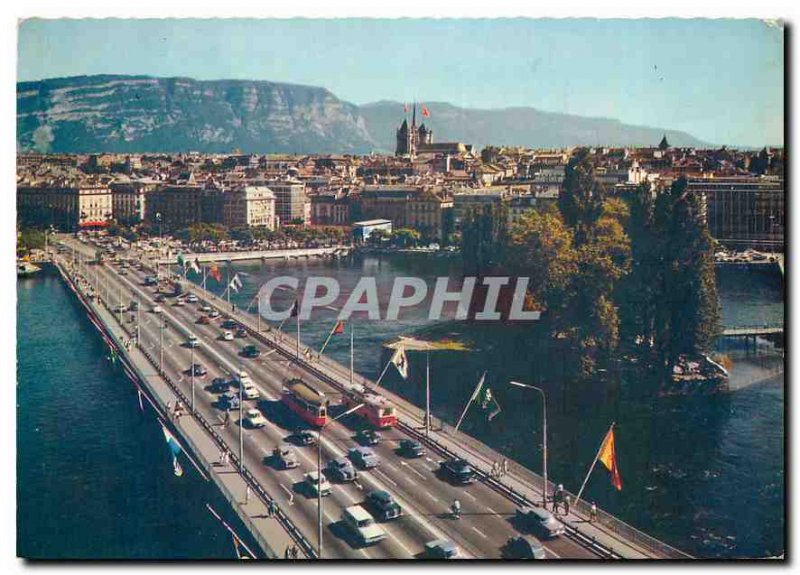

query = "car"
[[186, 334, 201, 348], [244, 408, 267, 428], [128, 301, 139, 311], [241, 380, 260, 400], [219, 392, 241, 410], [152, 305, 163, 314], [236, 328, 249, 338], [241, 344, 261, 359], [502, 535, 546, 559], [208, 377, 230, 393], [144, 276, 158, 286], [119, 268, 128, 276], [186, 294, 199, 303], [188, 363, 208, 377], [365, 490, 402, 521], [208, 309, 221, 319], [349, 446, 379, 469], [154, 294, 166, 303], [327, 457, 359, 482], [198, 315, 211, 325], [114, 303, 127, 313], [199, 304, 212, 313], [515, 507, 565, 539], [342, 505, 387, 547], [398, 439, 425, 458], [233, 370, 251, 386], [292, 428, 318, 446], [174, 298, 185, 307], [272, 445, 299, 469], [222, 330, 234, 341], [221, 318, 239, 329], [439, 457, 475, 485], [423, 539, 459, 559], [304, 471, 331, 497], [356, 429, 381, 446]]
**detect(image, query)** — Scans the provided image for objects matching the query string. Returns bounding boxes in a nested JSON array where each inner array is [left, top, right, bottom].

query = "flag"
[[469, 372, 487, 405], [137, 388, 144, 412], [390, 346, 408, 379], [209, 262, 222, 282], [177, 252, 185, 267], [229, 273, 243, 293], [161, 424, 184, 477], [421, 104, 430, 118], [190, 258, 201, 275], [598, 426, 622, 491], [403, 103, 409, 113], [332, 320, 344, 335], [289, 299, 299, 317]]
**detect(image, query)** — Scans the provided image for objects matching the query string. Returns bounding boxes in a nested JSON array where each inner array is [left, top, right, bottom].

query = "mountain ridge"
[[17, 74, 711, 154]]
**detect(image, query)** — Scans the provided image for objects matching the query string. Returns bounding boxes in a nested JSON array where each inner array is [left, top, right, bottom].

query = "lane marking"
[[375, 471, 398, 488], [425, 492, 439, 503], [407, 466, 427, 481], [463, 491, 477, 502], [486, 506, 499, 516], [471, 526, 488, 539]]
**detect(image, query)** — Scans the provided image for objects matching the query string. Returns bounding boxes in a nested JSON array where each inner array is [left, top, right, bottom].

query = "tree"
[[460, 203, 509, 275], [652, 177, 721, 367], [392, 228, 421, 247], [559, 148, 607, 245]]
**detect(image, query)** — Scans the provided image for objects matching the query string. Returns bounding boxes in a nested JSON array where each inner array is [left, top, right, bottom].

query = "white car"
[[241, 381, 260, 400], [152, 305, 163, 314], [174, 299, 185, 307], [342, 505, 387, 547], [222, 331, 234, 341], [186, 335, 200, 348], [304, 471, 331, 497], [244, 408, 267, 428], [186, 294, 199, 303], [199, 304, 212, 313]]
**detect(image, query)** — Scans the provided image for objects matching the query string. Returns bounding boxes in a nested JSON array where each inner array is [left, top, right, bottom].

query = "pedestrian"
[[502, 458, 509, 476], [284, 546, 291, 559], [219, 447, 226, 464], [269, 499, 277, 517], [590, 502, 598, 523], [290, 545, 299, 559], [245, 485, 251, 504], [491, 461, 499, 477], [564, 495, 571, 515], [224, 408, 231, 427]]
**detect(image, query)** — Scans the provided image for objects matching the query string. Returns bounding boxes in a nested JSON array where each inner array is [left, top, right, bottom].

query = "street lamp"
[[509, 381, 548, 509], [155, 212, 162, 281], [315, 402, 364, 559]]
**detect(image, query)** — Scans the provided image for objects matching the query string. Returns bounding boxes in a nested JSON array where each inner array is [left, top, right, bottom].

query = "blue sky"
[[18, 18, 784, 147]]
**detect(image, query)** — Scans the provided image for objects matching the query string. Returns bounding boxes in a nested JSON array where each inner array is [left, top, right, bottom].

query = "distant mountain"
[[17, 75, 711, 154], [17, 75, 377, 154], [359, 101, 710, 151]]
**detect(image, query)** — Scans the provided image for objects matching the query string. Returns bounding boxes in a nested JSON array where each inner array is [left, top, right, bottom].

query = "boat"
[[17, 260, 41, 278]]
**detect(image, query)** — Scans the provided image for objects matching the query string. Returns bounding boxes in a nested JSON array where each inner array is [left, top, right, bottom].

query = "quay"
[[156, 246, 352, 265], [52, 235, 692, 560]]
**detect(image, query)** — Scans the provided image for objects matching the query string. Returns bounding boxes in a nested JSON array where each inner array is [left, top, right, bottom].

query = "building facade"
[[222, 186, 276, 229], [17, 185, 113, 231]]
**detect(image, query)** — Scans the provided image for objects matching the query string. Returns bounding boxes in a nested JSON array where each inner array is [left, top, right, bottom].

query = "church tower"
[[395, 103, 420, 156]]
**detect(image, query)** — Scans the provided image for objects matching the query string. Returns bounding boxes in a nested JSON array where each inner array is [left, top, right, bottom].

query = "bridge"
[[155, 246, 352, 266], [722, 326, 783, 337], [52, 236, 692, 560]]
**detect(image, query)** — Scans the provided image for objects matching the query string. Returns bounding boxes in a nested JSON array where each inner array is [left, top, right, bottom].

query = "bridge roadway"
[[66, 242, 602, 560]]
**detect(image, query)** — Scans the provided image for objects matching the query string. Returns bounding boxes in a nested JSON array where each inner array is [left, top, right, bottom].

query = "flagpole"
[[318, 322, 340, 355], [425, 349, 431, 437], [226, 265, 231, 308], [454, 371, 486, 433], [373, 355, 394, 388], [202, 266, 207, 292], [575, 422, 616, 506], [257, 298, 261, 333], [296, 304, 300, 360], [350, 323, 354, 386]]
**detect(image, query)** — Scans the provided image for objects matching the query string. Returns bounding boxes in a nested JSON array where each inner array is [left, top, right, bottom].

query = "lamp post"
[[315, 402, 364, 559], [155, 212, 162, 281], [159, 317, 165, 371], [190, 342, 195, 413], [510, 381, 548, 508]]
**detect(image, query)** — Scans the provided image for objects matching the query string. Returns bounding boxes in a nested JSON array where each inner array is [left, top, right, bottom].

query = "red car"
[[198, 315, 211, 325]]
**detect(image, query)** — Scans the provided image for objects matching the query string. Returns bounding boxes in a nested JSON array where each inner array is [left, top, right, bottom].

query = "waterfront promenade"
[[54, 236, 692, 560], [156, 246, 351, 265]]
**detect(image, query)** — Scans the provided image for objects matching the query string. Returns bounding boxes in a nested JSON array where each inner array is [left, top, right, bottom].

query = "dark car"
[[154, 293, 166, 303], [240, 344, 261, 359], [219, 392, 241, 410], [502, 535, 546, 559], [187, 363, 208, 377], [144, 276, 158, 286], [398, 439, 425, 458], [365, 490, 402, 521], [439, 457, 475, 485], [515, 507, 565, 539], [326, 457, 359, 482], [292, 428, 318, 446], [236, 328, 248, 338], [221, 318, 239, 329], [423, 539, 459, 559], [356, 429, 381, 446], [128, 300, 139, 312], [208, 377, 231, 393]]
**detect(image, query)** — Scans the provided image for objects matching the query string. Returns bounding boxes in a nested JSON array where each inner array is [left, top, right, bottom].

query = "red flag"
[[332, 320, 344, 335], [403, 103, 409, 114], [598, 426, 622, 491], [421, 104, 430, 118], [209, 262, 222, 282]]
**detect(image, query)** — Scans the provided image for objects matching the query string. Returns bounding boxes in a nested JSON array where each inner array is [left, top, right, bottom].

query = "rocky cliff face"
[[17, 75, 710, 154], [17, 75, 378, 154]]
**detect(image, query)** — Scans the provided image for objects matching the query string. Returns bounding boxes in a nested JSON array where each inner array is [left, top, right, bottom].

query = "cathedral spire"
[[412, 102, 417, 128]]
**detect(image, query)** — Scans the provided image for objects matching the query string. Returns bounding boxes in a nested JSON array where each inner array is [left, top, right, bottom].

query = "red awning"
[[79, 220, 110, 228]]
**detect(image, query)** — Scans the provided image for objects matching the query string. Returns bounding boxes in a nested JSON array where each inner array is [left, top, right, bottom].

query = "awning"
[[79, 220, 110, 228]]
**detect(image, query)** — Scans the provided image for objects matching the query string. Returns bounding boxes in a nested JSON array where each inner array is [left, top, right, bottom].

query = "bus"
[[282, 378, 329, 427]]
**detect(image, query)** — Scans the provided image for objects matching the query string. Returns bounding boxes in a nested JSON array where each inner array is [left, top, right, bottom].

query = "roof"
[[352, 219, 392, 227], [286, 379, 326, 405], [344, 505, 373, 522]]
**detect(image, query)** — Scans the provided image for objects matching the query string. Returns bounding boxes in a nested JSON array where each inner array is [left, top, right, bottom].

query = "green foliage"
[[17, 228, 46, 255], [392, 228, 421, 247], [460, 203, 509, 275], [559, 148, 607, 245]]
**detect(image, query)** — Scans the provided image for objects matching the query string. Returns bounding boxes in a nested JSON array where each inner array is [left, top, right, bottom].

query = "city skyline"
[[18, 18, 784, 148]]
